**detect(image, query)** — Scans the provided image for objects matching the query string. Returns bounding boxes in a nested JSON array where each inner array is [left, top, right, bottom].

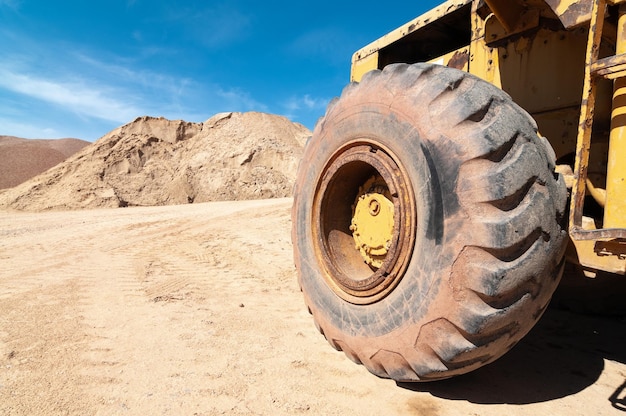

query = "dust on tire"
[[292, 63, 568, 381]]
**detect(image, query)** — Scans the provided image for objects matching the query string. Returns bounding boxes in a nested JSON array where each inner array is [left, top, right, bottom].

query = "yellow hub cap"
[[350, 176, 395, 269]]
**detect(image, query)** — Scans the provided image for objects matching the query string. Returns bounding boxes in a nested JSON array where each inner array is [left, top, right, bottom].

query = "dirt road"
[[1, 199, 625, 415]]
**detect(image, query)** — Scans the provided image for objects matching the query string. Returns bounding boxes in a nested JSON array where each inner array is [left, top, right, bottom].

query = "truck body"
[[291, 0, 625, 381], [352, 0, 626, 276]]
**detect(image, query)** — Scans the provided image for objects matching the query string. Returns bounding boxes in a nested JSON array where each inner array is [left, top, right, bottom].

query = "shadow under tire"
[[292, 63, 568, 381]]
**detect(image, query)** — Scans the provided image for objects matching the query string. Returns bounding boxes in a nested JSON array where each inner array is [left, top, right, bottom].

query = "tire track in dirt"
[[0, 278, 94, 415], [3, 200, 621, 415], [63, 198, 314, 414], [0, 200, 432, 414]]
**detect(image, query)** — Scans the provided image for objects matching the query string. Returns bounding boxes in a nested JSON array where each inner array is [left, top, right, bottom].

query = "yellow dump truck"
[[292, 0, 626, 381]]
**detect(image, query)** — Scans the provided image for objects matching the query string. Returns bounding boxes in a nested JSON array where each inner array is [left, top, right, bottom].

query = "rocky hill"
[[0, 112, 310, 211]]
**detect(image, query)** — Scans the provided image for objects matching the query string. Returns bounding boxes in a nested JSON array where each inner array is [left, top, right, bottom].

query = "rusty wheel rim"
[[311, 141, 416, 305]]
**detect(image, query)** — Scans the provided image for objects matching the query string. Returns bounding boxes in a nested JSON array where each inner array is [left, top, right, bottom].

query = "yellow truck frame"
[[292, 0, 625, 382], [351, 0, 626, 276]]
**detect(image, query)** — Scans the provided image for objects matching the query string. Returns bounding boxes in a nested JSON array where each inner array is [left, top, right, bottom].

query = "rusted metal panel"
[[349, 0, 626, 273], [498, 28, 588, 114], [570, 0, 626, 246], [592, 53, 626, 79], [484, 0, 526, 32], [427, 47, 470, 70], [570, 235, 626, 274], [469, 0, 501, 85], [445, 48, 470, 69], [570, 0, 604, 240], [545, 0, 593, 28], [484, 9, 541, 43]]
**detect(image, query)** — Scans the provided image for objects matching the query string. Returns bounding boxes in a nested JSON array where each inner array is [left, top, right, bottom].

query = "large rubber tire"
[[292, 63, 568, 381]]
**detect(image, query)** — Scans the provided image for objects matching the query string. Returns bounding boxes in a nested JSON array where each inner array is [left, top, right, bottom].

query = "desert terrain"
[[0, 200, 624, 415], [0, 136, 89, 190], [0, 112, 625, 415]]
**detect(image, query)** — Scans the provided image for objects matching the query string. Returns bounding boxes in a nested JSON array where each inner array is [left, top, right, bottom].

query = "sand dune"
[[0, 112, 310, 211], [0, 136, 89, 189]]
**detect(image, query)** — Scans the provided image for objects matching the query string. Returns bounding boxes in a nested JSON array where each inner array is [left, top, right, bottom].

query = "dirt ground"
[[1, 198, 625, 416]]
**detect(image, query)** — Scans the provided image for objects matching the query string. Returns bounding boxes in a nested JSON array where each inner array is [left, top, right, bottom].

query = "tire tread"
[[294, 63, 567, 381]]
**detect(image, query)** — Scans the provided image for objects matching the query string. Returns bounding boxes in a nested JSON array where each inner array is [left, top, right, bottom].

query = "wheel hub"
[[312, 141, 416, 305], [350, 176, 395, 269]]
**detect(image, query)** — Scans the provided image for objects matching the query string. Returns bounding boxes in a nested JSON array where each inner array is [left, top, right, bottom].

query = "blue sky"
[[0, 0, 438, 141]]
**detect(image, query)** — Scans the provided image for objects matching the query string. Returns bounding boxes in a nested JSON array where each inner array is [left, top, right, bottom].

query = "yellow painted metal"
[[569, 0, 626, 244], [428, 47, 470, 71], [469, 1, 501, 85], [571, 240, 626, 273], [351, 52, 379, 83], [350, 0, 471, 82], [346, 0, 626, 274], [484, 8, 540, 42], [569, 218, 626, 274], [587, 177, 608, 207], [484, 0, 528, 33], [570, 0, 606, 237], [544, 0, 593, 28], [496, 28, 590, 115], [350, 193, 394, 268], [350, 176, 395, 269], [604, 5, 626, 228]]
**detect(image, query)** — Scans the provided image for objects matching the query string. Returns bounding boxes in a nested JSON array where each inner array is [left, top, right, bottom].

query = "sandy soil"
[[1, 199, 625, 416], [0, 136, 89, 190], [0, 113, 309, 211]]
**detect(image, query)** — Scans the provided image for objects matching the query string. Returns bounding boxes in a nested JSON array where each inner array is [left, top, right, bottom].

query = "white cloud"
[[0, 0, 20, 9], [0, 34, 274, 137], [157, 5, 252, 49], [216, 87, 269, 113], [279, 94, 330, 129], [284, 94, 328, 113], [197, 8, 251, 48], [0, 117, 60, 139], [287, 27, 354, 65], [0, 66, 143, 123], [0, 49, 273, 136], [73, 52, 192, 96]]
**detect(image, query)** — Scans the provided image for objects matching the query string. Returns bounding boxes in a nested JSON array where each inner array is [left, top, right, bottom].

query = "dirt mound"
[[0, 136, 90, 189], [0, 112, 310, 211]]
